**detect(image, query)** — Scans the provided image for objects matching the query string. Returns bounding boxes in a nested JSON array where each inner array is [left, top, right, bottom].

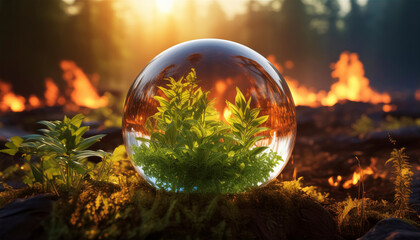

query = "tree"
[[0, 0, 67, 95], [366, 0, 420, 91], [344, 0, 366, 53], [207, 0, 229, 39]]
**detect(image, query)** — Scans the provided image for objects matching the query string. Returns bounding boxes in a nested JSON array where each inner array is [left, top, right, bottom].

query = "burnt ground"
[[1, 100, 420, 202], [282, 100, 420, 202]]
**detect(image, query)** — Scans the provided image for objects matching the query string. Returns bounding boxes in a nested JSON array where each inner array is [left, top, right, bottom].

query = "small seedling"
[[1, 114, 106, 194], [386, 147, 413, 218]]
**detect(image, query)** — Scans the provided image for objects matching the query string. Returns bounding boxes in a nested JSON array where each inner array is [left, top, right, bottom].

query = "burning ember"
[[0, 81, 26, 112], [268, 52, 391, 107], [28, 95, 41, 108], [328, 175, 342, 187], [341, 166, 374, 189], [328, 157, 384, 189], [0, 61, 108, 113], [382, 104, 397, 112]]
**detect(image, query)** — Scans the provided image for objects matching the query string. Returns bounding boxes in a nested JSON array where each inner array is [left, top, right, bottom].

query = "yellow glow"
[[156, 0, 174, 14], [223, 107, 232, 120]]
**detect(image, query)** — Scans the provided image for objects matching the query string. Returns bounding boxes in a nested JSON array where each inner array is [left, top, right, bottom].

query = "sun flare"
[[155, 0, 174, 14]]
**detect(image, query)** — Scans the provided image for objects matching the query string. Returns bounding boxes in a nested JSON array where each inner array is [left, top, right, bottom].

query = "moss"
[[352, 114, 374, 136], [330, 197, 390, 239], [1, 178, 332, 240]]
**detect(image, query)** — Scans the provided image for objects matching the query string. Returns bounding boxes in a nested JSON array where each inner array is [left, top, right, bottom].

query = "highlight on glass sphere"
[[123, 39, 296, 193]]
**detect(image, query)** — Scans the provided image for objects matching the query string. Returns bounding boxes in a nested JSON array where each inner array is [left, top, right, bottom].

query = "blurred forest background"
[[0, 0, 419, 97]]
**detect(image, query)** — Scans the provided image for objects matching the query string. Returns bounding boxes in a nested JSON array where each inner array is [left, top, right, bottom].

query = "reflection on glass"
[[123, 39, 296, 193]]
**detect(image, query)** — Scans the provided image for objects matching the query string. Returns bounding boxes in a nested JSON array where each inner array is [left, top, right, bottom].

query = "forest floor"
[[0, 100, 420, 239]]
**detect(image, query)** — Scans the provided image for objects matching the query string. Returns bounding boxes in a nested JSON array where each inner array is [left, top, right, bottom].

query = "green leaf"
[[235, 87, 246, 109], [154, 95, 170, 106], [70, 114, 85, 128], [38, 136, 67, 154], [0, 148, 19, 155], [68, 160, 86, 175], [75, 134, 105, 151], [37, 120, 57, 131], [150, 132, 165, 143], [74, 126, 89, 138], [253, 115, 269, 125], [165, 122, 178, 146], [249, 108, 261, 119], [232, 123, 245, 133], [11, 136, 23, 147], [5, 141, 16, 149], [245, 135, 267, 149], [23, 134, 46, 141], [73, 150, 106, 161], [251, 146, 268, 156], [30, 164, 44, 184], [246, 127, 270, 138]]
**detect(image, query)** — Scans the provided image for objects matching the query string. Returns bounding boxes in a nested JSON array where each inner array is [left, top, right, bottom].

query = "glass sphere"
[[123, 39, 296, 193]]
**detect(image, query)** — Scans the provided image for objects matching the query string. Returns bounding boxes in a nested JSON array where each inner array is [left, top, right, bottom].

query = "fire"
[[0, 61, 108, 113], [328, 157, 381, 189], [215, 80, 227, 95], [267, 55, 325, 107], [342, 165, 374, 189], [44, 78, 61, 107], [382, 104, 397, 112], [28, 95, 41, 108], [60, 60, 108, 109], [323, 53, 391, 106], [328, 175, 342, 187], [267, 52, 391, 107], [0, 81, 26, 112], [282, 75, 327, 107]]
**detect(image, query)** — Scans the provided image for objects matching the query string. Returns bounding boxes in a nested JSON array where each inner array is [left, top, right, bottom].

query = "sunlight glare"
[[156, 0, 174, 14]]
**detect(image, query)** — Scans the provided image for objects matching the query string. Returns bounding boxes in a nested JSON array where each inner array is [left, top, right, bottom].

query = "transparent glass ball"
[[123, 39, 296, 193]]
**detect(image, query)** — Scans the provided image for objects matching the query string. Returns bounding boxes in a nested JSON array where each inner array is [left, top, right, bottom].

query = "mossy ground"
[[1, 169, 334, 240], [1, 160, 418, 240]]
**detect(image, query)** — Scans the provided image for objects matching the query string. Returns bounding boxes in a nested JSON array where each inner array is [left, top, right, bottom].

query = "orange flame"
[[328, 175, 342, 187], [382, 104, 397, 112], [28, 95, 41, 108], [44, 78, 61, 107], [329, 157, 380, 189], [342, 166, 374, 189], [267, 55, 324, 107], [323, 53, 391, 106], [0, 61, 108, 113], [0, 81, 26, 112], [268, 52, 391, 107], [60, 60, 108, 109]]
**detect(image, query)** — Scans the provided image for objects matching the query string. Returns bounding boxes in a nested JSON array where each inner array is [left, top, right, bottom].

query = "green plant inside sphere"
[[123, 39, 296, 193]]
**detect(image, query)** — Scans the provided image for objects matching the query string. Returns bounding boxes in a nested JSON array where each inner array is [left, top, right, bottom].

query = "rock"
[[0, 181, 27, 192], [0, 194, 55, 240], [358, 218, 420, 240], [410, 174, 420, 214], [293, 201, 338, 240]]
